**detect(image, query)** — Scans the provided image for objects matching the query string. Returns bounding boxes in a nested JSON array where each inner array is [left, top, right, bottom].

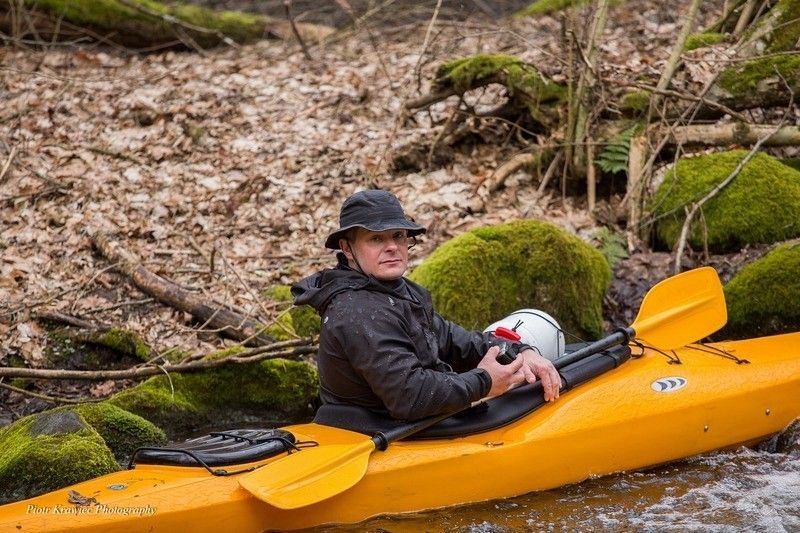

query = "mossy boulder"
[[650, 151, 800, 252], [266, 285, 321, 338], [718, 243, 800, 340], [108, 359, 318, 436], [72, 403, 166, 462], [0, 410, 118, 503], [409, 220, 611, 340]]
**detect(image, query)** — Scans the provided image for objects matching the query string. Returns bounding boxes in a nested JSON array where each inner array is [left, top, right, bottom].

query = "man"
[[293, 189, 561, 421]]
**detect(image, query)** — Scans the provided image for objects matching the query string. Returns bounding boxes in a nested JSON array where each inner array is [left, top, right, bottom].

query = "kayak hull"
[[2, 332, 799, 532]]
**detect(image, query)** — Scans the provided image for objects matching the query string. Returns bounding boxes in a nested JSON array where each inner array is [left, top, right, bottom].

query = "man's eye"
[[371, 236, 382, 243]]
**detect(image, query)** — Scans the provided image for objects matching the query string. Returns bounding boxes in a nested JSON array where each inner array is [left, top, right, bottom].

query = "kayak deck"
[[2, 333, 799, 532]]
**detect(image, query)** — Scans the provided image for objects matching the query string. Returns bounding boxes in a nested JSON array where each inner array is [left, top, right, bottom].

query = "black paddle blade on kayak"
[[239, 267, 728, 509]]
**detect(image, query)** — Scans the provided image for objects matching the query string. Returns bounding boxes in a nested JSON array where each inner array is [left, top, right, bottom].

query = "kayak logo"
[[651, 376, 687, 393]]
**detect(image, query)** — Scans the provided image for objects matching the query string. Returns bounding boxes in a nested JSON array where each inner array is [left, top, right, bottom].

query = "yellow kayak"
[[2, 332, 799, 532]]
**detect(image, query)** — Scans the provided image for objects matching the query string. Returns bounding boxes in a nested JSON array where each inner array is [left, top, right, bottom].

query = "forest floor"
[[1, 0, 760, 424]]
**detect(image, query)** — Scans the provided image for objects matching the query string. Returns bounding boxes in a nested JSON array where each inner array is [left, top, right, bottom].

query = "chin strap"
[[343, 239, 365, 274]]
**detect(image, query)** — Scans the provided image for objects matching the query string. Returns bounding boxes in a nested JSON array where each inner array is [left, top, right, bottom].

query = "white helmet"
[[484, 309, 566, 361]]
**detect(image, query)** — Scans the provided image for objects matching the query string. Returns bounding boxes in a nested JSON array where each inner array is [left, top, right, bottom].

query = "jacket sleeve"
[[432, 313, 532, 372], [329, 303, 491, 421]]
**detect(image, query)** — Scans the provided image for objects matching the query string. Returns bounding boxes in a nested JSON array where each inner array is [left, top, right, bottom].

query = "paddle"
[[239, 266, 727, 509]]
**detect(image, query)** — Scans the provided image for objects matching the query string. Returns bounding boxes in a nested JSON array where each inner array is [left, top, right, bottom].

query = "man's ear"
[[339, 238, 353, 261]]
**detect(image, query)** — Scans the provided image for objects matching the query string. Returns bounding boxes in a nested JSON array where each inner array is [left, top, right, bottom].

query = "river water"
[[321, 425, 800, 532]]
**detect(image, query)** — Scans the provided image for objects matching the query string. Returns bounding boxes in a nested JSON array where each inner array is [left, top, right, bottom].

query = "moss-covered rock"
[[718, 243, 800, 340], [72, 403, 166, 462], [684, 32, 725, 51], [266, 285, 321, 338], [650, 151, 800, 252], [434, 54, 565, 127], [108, 359, 318, 436], [409, 220, 611, 339], [0, 410, 118, 503]]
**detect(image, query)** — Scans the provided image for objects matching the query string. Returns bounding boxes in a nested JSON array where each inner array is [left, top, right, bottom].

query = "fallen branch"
[[284, 0, 311, 60], [483, 152, 539, 194], [0, 340, 316, 381], [90, 230, 275, 346], [657, 123, 800, 147], [0, 381, 99, 404]]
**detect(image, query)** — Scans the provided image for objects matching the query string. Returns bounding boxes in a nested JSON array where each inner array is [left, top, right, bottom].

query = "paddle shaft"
[[552, 327, 634, 369], [371, 329, 634, 449]]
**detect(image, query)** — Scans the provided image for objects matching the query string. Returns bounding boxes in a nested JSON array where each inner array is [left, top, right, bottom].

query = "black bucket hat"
[[325, 189, 426, 250]]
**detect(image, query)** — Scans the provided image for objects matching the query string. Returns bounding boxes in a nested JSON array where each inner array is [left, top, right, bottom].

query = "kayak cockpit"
[[315, 344, 631, 439]]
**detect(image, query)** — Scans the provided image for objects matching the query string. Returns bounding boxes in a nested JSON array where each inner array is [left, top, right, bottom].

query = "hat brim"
[[324, 220, 426, 249]]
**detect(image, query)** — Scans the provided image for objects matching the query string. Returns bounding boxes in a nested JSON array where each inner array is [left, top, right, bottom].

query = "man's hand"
[[477, 346, 525, 398], [519, 348, 562, 401]]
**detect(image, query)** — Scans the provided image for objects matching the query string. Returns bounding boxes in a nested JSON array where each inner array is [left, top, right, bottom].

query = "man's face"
[[341, 227, 409, 280]]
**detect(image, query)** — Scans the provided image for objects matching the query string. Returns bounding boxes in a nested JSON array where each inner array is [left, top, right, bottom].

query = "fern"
[[595, 125, 639, 174], [591, 227, 628, 269]]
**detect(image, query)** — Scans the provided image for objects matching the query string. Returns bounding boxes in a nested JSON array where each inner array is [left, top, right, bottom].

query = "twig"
[[0, 381, 99, 405], [537, 149, 563, 194], [0, 343, 317, 381], [647, 0, 702, 118], [0, 145, 17, 184], [631, 83, 750, 123], [284, 0, 312, 60], [412, 0, 443, 94], [36, 310, 104, 330], [81, 298, 154, 315]]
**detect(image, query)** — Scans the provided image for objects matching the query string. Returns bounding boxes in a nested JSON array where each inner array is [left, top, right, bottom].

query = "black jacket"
[[293, 258, 526, 421]]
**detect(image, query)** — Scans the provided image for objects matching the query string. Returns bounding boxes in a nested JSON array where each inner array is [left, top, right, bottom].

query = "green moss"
[[684, 32, 725, 51], [619, 90, 651, 113], [45, 327, 151, 367], [24, 0, 275, 48], [108, 359, 318, 434], [72, 403, 166, 462], [266, 285, 321, 338], [742, 0, 800, 53], [436, 54, 564, 102], [434, 54, 564, 126], [516, 0, 590, 16], [649, 151, 800, 252], [719, 244, 800, 339], [719, 55, 800, 96], [93, 328, 151, 360], [202, 345, 248, 361], [781, 158, 800, 173], [409, 220, 611, 339], [0, 410, 118, 503]]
